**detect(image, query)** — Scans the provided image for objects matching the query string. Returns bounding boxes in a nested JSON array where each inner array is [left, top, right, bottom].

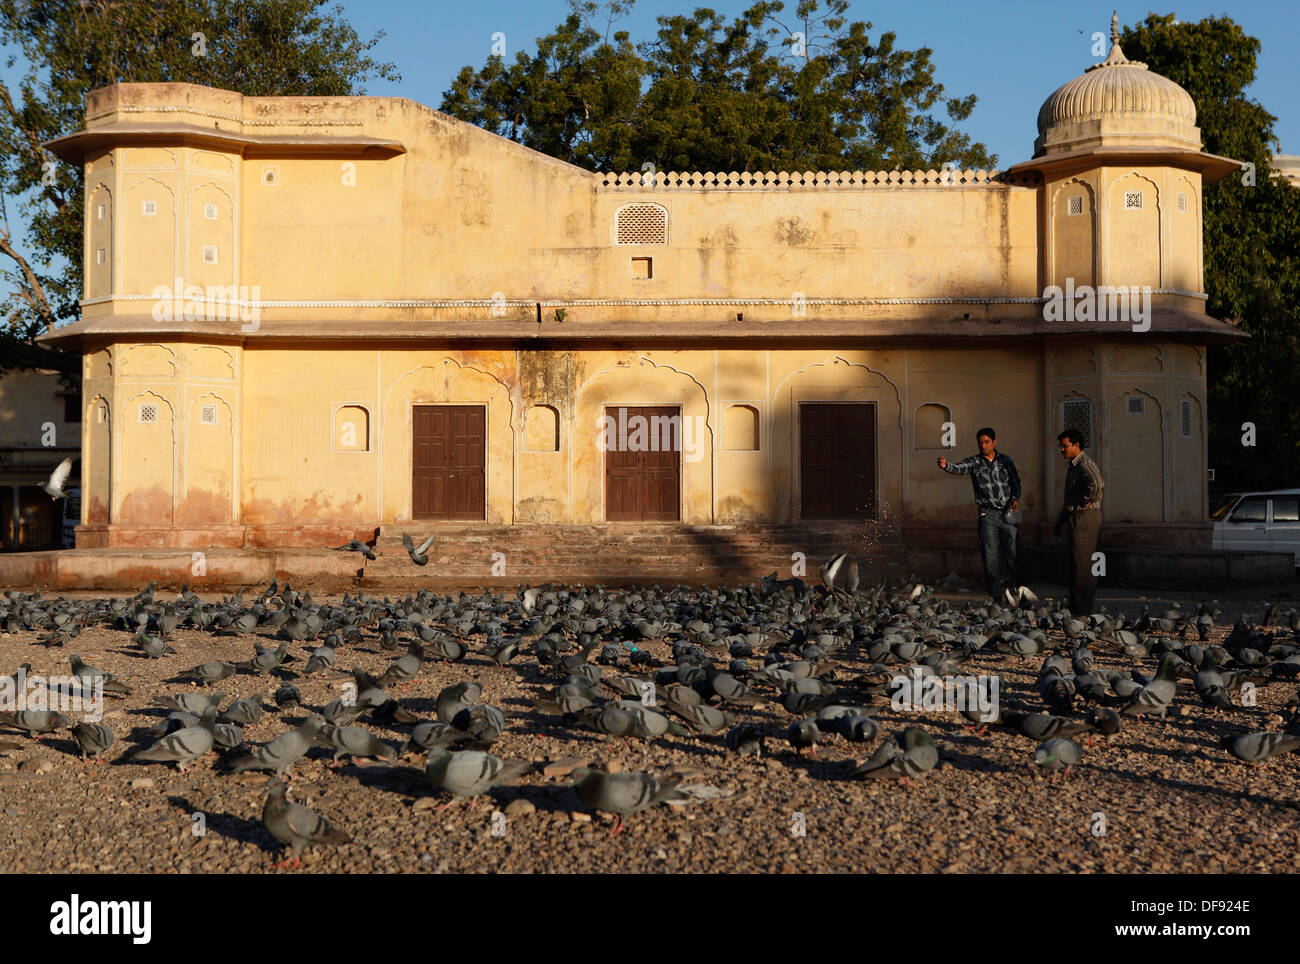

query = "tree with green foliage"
[[1121, 13, 1300, 492], [0, 0, 400, 373], [442, 0, 995, 176]]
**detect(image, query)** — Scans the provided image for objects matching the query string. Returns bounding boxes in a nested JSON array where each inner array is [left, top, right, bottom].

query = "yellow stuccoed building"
[[36, 29, 1248, 583]]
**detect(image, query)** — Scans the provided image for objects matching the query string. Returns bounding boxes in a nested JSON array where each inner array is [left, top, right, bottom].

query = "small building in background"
[[0, 346, 81, 550]]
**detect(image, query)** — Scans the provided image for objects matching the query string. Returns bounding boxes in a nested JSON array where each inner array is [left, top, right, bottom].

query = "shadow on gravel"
[[1085, 763, 1299, 810], [167, 794, 270, 850]]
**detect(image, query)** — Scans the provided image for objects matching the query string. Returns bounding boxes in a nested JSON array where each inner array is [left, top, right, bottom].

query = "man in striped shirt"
[[937, 426, 1032, 605], [1054, 428, 1105, 613]]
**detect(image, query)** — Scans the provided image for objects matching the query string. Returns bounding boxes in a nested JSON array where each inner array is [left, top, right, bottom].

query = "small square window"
[[200, 404, 218, 425], [631, 257, 653, 280], [204, 202, 218, 220], [96, 204, 106, 221], [1177, 193, 1187, 213], [1068, 196, 1083, 216], [262, 166, 279, 186], [1124, 191, 1143, 210], [96, 405, 107, 424], [142, 200, 157, 216], [95, 248, 106, 265], [138, 404, 157, 424], [1126, 396, 1144, 416], [202, 244, 218, 264]]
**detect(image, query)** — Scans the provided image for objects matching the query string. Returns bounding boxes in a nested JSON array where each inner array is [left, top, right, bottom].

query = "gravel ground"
[[1, 580, 1298, 874]]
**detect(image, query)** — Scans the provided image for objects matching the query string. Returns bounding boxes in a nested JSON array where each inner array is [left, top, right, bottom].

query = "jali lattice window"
[[138, 404, 158, 424], [615, 203, 668, 245], [1062, 398, 1092, 449], [1068, 196, 1083, 216], [1180, 399, 1193, 438], [1126, 396, 1144, 416], [200, 404, 218, 425], [1124, 191, 1143, 210]]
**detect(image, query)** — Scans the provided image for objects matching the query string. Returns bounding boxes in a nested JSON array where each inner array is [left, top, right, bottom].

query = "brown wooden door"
[[800, 403, 876, 519], [605, 406, 681, 522], [413, 405, 485, 520]]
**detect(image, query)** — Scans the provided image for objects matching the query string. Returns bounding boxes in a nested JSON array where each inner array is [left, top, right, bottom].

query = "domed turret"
[[1035, 13, 1201, 156]]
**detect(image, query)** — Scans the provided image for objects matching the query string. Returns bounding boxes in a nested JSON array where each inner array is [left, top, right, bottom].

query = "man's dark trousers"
[[977, 507, 1019, 598], [1066, 507, 1102, 613]]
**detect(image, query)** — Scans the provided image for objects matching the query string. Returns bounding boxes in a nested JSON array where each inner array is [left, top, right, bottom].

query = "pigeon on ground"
[[130, 709, 216, 772], [402, 532, 436, 566], [68, 655, 131, 696], [220, 698, 264, 725], [848, 727, 938, 781], [1002, 711, 1092, 741], [571, 766, 685, 834], [1034, 737, 1082, 776], [424, 748, 531, 806], [179, 661, 237, 686], [160, 692, 225, 715], [226, 714, 327, 778], [819, 552, 848, 591], [262, 777, 351, 867], [1221, 731, 1300, 764], [724, 723, 766, 757], [274, 684, 301, 712], [304, 643, 335, 676], [137, 632, 174, 658], [0, 710, 71, 738], [316, 725, 398, 765], [70, 722, 115, 760], [437, 681, 482, 724], [1120, 653, 1179, 718]]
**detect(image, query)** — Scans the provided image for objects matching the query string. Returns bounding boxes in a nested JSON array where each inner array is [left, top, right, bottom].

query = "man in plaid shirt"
[[937, 427, 1033, 605]]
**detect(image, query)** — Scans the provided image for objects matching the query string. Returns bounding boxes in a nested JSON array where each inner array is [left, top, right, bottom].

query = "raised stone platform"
[[0, 524, 1290, 590]]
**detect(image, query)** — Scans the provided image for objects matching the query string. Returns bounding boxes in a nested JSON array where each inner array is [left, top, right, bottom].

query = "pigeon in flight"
[[331, 540, 376, 561], [401, 532, 436, 566], [42, 457, 75, 500]]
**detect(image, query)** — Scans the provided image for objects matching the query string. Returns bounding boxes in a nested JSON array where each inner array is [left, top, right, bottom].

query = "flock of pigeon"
[[1, 557, 1298, 866]]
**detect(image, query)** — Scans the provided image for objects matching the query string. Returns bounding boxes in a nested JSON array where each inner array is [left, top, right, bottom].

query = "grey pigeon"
[[331, 539, 376, 561], [402, 531, 436, 566], [0, 710, 71, 737], [425, 747, 531, 804], [131, 709, 215, 771], [404, 721, 470, 753], [437, 681, 482, 723], [274, 684, 301, 712], [848, 727, 938, 781], [316, 724, 397, 765], [724, 723, 766, 757], [70, 722, 115, 760], [1221, 731, 1300, 764], [1120, 653, 1179, 718], [69, 655, 131, 696], [262, 777, 351, 866], [450, 704, 506, 746], [1003, 711, 1092, 741], [161, 692, 225, 715], [180, 661, 237, 686], [304, 644, 335, 675], [220, 698, 263, 725], [137, 632, 174, 658], [1194, 669, 1235, 712], [571, 766, 685, 834], [1033, 737, 1082, 775], [226, 714, 326, 777]]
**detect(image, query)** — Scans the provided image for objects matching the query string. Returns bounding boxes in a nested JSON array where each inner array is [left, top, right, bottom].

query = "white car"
[[1211, 489, 1300, 566]]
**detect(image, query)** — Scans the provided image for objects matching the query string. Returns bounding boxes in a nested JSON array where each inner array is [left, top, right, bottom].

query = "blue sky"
[[2, 0, 1297, 293], [343, 0, 1298, 165]]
